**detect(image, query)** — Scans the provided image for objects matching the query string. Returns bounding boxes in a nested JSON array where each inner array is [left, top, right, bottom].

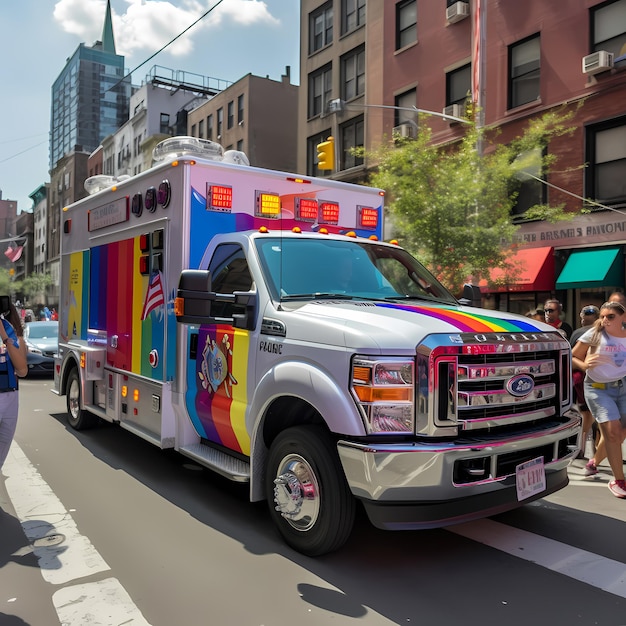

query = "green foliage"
[[0, 270, 13, 296], [369, 107, 579, 291], [20, 272, 53, 302]]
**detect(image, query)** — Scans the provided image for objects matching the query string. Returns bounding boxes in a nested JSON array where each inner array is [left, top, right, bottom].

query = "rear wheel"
[[66, 369, 98, 430], [266, 425, 356, 556]]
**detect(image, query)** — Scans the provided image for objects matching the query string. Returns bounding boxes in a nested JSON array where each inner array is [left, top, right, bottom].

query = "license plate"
[[515, 456, 546, 501]]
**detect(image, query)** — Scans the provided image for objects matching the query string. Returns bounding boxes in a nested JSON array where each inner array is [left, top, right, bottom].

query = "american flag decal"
[[141, 270, 165, 320]]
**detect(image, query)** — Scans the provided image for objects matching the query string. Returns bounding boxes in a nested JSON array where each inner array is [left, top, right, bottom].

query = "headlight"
[[27, 343, 43, 355], [351, 357, 415, 433]]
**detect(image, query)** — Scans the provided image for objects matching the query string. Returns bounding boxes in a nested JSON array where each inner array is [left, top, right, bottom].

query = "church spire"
[[101, 0, 116, 54]]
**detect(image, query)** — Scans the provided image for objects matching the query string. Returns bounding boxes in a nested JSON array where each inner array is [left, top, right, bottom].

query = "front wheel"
[[66, 368, 98, 430], [266, 425, 356, 556]]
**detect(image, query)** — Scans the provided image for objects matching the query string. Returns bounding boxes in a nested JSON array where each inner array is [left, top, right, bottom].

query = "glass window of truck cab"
[[209, 244, 254, 318], [255, 237, 456, 304]]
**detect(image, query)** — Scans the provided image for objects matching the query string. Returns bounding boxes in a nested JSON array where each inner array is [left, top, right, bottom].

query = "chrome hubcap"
[[69, 379, 80, 419], [273, 454, 320, 531]]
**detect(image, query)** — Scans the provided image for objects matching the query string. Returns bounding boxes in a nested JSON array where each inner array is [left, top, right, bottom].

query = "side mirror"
[[175, 269, 257, 330]]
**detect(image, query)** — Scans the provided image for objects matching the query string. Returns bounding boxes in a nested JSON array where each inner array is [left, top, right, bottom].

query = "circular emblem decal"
[[506, 374, 534, 397]]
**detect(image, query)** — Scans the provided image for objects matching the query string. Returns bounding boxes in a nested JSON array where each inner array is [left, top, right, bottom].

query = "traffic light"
[[317, 137, 335, 171]]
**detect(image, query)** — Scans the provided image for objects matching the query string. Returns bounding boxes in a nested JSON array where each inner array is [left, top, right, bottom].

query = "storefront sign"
[[514, 212, 626, 249]]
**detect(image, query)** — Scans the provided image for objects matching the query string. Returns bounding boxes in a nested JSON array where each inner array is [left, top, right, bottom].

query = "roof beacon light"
[[153, 136, 224, 163], [84, 174, 130, 195]]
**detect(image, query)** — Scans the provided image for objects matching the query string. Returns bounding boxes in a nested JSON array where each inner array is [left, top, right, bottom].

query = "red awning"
[[479, 247, 555, 293]]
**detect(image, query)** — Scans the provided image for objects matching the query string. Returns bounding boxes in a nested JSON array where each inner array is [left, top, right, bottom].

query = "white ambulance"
[[54, 137, 581, 555]]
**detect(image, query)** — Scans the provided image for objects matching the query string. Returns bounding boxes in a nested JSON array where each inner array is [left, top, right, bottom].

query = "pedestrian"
[[609, 291, 626, 329], [570, 305, 599, 458], [526, 308, 545, 322], [572, 301, 626, 498], [591, 291, 626, 455], [0, 300, 28, 472], [544, 298, 573, 339]]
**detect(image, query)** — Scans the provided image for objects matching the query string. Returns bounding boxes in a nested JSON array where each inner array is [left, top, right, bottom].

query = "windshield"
[[26, 322, 58, 339], [255, 237, 457, 304]]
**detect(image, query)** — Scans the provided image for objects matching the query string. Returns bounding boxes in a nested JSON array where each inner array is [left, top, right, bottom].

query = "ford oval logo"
[[506, 374, 535, 397]]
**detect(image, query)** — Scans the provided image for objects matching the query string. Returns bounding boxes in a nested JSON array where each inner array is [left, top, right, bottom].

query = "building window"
[[217, 108, 223, 137], [446, 64, 471, 107], [310, 2, 333, 53], [308, 64, 332, 118], [237, 139, 244, 152], [307, 130, 332, 177], [228, 101, 234, 129], [237, 95, 244, 124], [341, 47, 365, 101], [340, 115, 364, 170], [509, 34, 540, 109], [394, 88, 416, 126], [207, 115, 213, 140], [342, 0, 366, 35], [586, 117, 626, 206], [591, 0, 626, 56], [198, 119, 204, 139], [511, 147, 546, 218], [191, 124, 196, 137], [396, 0, 417, 50], [160, 113, 170, 134]]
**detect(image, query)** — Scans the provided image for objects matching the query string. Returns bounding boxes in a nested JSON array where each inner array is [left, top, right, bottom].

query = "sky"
[[0, 0, 300, 214]]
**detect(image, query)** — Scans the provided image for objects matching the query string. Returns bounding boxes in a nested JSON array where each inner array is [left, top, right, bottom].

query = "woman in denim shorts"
[[572, 301, 626, 498]]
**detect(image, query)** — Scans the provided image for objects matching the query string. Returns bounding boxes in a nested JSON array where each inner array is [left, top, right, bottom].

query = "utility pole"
[[473, 0, 487, 156]]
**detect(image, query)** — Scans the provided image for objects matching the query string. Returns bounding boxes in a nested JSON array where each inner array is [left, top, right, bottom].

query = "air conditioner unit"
[[446, 1, 470, 24], [393, 124, 416, 139], [582, 50, 614, 76], [442, 104, 463, 120]]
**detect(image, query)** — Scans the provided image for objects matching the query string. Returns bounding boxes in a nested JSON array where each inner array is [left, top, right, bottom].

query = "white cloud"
[[53, 0, 280, 58]]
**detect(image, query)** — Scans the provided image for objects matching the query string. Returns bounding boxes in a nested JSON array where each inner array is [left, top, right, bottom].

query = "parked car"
[[24, 321, 58, 376]]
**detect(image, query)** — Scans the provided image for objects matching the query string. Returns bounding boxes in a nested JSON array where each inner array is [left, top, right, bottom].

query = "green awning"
[[556, 247, 623, 290]]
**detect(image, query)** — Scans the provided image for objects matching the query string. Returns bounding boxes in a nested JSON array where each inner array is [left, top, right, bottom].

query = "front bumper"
[[336, 412, 580, 530]]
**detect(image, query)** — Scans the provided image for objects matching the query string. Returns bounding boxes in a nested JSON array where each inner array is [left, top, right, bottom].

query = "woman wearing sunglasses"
[[572, 301, 626, 498]]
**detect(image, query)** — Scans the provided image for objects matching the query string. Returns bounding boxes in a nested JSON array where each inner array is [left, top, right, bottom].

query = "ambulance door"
[[184, 243, 254, 456]]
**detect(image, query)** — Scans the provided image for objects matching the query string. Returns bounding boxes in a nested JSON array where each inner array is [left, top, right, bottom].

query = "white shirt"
[[579, 327, 626, 383]]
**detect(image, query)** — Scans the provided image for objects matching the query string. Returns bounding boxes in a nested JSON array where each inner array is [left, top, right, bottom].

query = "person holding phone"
[[0, 297, 28, 472]]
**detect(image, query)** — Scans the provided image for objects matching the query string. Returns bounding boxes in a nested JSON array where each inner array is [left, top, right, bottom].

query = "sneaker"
[[608, 479, 626, 498], [584, 460, 598, 477]]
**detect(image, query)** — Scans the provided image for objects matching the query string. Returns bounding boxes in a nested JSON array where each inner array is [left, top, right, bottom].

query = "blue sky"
[[0, 0, 300, 214]]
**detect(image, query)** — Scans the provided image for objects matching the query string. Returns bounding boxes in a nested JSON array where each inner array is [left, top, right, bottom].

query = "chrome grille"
[[416, 331, 572, 437]]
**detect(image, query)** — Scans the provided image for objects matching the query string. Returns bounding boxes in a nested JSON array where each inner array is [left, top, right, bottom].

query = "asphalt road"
[[1, 378, 626, 626]]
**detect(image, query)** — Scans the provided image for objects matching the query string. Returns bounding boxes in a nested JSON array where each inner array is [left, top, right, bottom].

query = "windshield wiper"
[[281, 292, 355, 301]]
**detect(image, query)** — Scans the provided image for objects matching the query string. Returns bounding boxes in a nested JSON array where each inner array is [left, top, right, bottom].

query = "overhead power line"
[[110, 0, 226, 91]]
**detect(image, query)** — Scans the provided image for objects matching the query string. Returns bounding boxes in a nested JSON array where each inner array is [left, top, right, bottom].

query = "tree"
[[18, 272, 53, 305], [368, 106, 579, 291]]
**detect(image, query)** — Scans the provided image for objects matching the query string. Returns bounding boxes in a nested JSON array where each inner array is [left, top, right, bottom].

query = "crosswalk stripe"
[[4, 442, 151, 625], [449, 518, 626, 598]]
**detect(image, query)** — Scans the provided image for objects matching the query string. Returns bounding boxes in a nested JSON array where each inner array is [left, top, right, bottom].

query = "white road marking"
[[4, 442, 109, 585], [448, 518, 626, 598], [3, 442, 151, 625], [53, 578, 151, 626]]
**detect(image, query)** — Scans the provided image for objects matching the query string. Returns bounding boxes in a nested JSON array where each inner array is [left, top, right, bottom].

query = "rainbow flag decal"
[[375, 303, 543, 333]]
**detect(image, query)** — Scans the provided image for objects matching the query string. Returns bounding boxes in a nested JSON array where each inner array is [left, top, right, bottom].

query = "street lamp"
[[325, 98, 473, 126]]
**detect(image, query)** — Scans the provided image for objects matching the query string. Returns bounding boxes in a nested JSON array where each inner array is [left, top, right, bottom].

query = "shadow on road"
[[44, 412, 626, 625]]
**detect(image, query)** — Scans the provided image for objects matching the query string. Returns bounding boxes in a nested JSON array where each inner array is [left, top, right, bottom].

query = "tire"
[[66, 368, 99, 430], [266, 425, 356, 556]]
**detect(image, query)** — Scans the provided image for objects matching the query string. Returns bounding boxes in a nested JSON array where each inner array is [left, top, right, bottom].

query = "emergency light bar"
[[256, 191, 281, 217], [84, 174, 130, 195], [153, 136, 224, 162], [295, 198, 318, 221]]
